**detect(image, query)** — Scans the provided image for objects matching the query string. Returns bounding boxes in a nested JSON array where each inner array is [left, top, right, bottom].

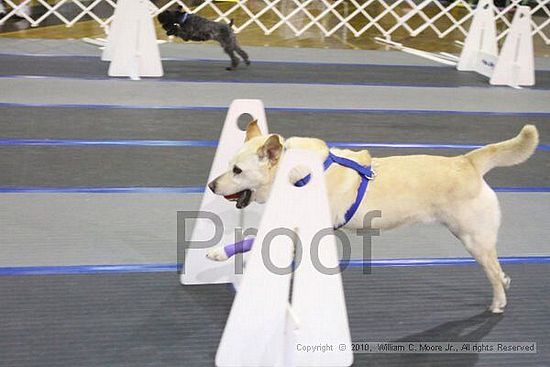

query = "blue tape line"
[[0, 139, 219, 147], [0, 263, 177, 276], [0, 186, 549, 193], [0, 53, 101, 59], [0, 102, 230, 110], [2, 256, 549, 276], [1, 73, 550, 90], [0, 74, 484, 89], [1, 102, 550, 116], [342, 256, 550, 268], [264, 108, 550, 116], [0, 187, 204, 193], [5, 52, 550, 74], [1, 139, 548, 151], [0, 52, 407, 66], [493, 187, 550, 192], [0, 52, 453, 68], [329, 141, 550, 151]]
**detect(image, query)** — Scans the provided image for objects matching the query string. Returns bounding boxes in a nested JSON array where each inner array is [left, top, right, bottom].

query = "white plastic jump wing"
[[180, 99, 269, 285], [107, 0, 163, 78], [457, 0, 498, 78], [490, 6, 535, 87], [216, 149, 353, 367]]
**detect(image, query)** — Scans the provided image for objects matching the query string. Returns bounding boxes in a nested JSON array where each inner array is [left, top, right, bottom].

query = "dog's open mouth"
[[224, 189, 252, 209]]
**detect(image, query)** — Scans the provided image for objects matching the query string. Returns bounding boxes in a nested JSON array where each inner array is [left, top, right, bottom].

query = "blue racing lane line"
[[3, 72, 550, 90], [0, 186, 549, 193], [2, 256, 550, 276], [1, 73, 513, 89], [0, 52, 447, 68], [1, 102, 550, 116], [0, 139, 219, 147], [1, 139, 549, 151], [0, 187, 204, 193], [342, 256, 550, 267], [0, 263, 178, 276]]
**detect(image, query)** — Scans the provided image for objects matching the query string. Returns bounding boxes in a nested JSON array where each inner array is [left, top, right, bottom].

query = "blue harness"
[[294, 152, 374, 229]]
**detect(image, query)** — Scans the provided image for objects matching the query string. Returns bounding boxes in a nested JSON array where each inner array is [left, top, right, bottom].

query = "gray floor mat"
[[1, 106, 549, 143], [0, 264, 548, 367], [1, 55, 549, 89], [1, 192, 548, 267], [3, 78, 549, 113]]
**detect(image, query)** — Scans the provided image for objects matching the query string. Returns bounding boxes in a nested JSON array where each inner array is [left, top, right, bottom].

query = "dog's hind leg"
[[222, 45, 239, 70], [235, 45, 250, 66], [446, 184, 510, 313], [217, 29, 240, 70], [460, 230, 509, 313]]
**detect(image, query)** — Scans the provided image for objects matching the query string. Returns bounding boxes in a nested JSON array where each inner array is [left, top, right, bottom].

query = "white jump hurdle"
[[457, 0, 535, 87], [215, 149, 353, 367], [180, 99, 268, 285], [181, 102, 353, 366], [490, 6, 535, 87], [457, 0, 498, 78], [102, 0, 163, 79]]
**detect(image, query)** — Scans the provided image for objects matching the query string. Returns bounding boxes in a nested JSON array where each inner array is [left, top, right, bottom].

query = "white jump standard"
[[180, 99, 268, 285], [457, 0, 535, 87], [215, 149, 354, 367], [102, 0, 163, 79]]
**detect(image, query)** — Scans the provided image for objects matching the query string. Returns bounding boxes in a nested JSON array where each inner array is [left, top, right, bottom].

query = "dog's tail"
[[465, 124, 539, 176]]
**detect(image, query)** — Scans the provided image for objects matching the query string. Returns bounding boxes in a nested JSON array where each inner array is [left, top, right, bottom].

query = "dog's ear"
[[157, 11, 168, 24], [258, 135, 283, 163], [158, 10, 176, 26], [245, 119, 262, 142]]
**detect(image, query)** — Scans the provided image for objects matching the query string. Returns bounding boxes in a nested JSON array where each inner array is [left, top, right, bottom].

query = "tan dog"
[[207, 122, 539, 313]]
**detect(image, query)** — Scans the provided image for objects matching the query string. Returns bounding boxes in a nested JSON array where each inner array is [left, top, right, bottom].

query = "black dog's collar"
[[177, 13, 190, 25]]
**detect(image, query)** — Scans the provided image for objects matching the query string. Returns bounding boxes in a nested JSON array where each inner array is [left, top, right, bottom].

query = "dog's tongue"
[[224, 192, 241, 201], [224, 190, 252, 209]]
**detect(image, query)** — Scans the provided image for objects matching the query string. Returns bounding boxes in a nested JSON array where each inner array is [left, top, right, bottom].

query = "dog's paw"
[[488, 300, 507, 314], [502, 274, 511, 290], [206, 247, 229, 261], [489, 305, 505, 314]]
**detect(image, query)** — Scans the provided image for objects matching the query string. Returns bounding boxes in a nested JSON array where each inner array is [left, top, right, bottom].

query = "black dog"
[[158, 8, 250, 70]]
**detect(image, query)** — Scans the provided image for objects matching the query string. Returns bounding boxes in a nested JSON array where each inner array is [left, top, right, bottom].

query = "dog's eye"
[[233, 166, 242, 175]]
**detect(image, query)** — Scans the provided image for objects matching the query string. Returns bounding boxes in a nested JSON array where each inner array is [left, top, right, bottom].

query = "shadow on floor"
[[355, 311, 503, 367]]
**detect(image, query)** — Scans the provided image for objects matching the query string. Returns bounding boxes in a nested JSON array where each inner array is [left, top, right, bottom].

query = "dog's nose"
[[208, 180, 217, 193]]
